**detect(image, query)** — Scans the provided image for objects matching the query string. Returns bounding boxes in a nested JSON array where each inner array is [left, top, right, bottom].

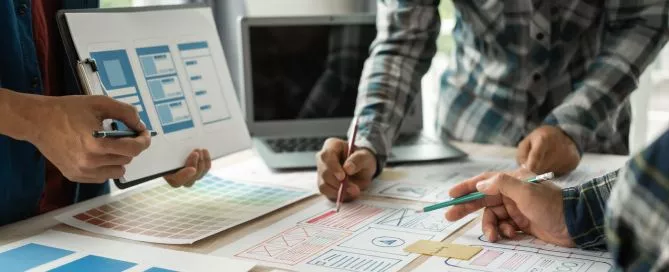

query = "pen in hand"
[[418, 172, 555, 213], [93, 130, 158, 138], [336, 117, 359, 212]]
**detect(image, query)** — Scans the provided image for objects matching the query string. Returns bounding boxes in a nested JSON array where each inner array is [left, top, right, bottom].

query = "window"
[[421, 1, 455, 130]]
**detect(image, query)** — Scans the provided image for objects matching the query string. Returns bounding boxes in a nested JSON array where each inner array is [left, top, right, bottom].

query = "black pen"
[[93, 130, 158, 138]]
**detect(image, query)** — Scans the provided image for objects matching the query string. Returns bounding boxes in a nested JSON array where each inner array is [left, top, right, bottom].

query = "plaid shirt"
[[563, 129, 669, 271], [606, 130, 669, 271], [353, 0, 669, 167]]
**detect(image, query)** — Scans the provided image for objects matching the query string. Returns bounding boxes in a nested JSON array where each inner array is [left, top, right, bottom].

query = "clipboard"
[[56, 5, 251, 189]]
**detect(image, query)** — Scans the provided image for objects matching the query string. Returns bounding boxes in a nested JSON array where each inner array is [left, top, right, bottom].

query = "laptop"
[[238, 14, 466, 170]]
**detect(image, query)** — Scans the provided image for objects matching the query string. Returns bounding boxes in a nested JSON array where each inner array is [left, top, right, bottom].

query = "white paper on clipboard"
[[62, 6, 251, 186]]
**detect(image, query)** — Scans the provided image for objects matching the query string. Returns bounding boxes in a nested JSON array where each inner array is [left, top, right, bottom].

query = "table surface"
[[0, 141, 629, 271]]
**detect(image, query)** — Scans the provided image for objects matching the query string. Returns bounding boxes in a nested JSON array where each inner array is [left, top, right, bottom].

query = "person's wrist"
[[15, 93, 53, 143], [0, 89, 50, 142]]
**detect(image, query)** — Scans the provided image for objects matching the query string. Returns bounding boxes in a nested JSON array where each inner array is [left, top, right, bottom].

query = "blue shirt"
[[0, 0, 105, 226]]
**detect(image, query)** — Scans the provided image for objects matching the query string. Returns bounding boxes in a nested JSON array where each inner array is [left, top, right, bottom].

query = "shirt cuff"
[[562, 170, 619, 249], [543, 117, 585, 156], [353, 137, 387, 178]]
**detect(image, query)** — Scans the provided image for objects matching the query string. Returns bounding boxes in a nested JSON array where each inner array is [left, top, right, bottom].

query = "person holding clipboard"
[[0, 0, 210, 226]]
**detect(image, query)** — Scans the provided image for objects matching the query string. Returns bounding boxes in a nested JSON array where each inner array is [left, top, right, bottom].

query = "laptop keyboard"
[[265, 135, 436, 153]]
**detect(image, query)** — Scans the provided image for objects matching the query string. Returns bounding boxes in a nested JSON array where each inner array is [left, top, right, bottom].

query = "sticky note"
[[404, 240, 482, 260]]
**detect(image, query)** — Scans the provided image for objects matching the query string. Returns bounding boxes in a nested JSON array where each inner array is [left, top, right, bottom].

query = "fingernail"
[[483, 230, 492, 241], [476, 178, 494, 191], [138, 120, 146, 130], [343, 162, 356, 173], [335, 172, 346, 181], [520, 164, 527, 169]]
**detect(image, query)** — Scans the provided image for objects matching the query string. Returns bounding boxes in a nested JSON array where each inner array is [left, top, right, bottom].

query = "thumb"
[[516, 138, 530, 167], [93, 96, 146, 131], [342, 150, 376, 177], [475, 174, 529, 202]]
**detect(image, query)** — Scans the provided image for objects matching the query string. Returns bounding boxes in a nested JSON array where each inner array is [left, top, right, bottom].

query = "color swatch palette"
[[57, 174, 313, 244], [0, 231, 254, 272]]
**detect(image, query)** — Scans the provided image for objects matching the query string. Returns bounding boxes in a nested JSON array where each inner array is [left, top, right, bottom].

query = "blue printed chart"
[[136, 46, 195, 134], [178, 41, 231, 125], [90, 50, 154, 131], [0, 231, 254, 272]]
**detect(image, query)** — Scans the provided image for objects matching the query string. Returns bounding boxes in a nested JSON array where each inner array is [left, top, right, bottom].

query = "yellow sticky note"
[[404, 240, 482, 260], [433, 244, 482, 260], [404, 240, 444, 255]]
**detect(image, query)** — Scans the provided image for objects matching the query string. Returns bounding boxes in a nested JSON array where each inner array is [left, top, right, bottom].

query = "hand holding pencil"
[[444, 171, 576, 248], [316, 118, 378, 205]]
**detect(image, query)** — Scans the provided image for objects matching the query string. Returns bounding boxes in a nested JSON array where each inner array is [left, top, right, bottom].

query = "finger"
[[92, 96, 146, 131], [342, 150, 376, 177], [444, 198, 488, 221], [83, 154, 133, 167], [83, 165, 126, 182], [502, 196, 530, 230], [318, 178, 340, 200], [165, 167, 197, 188], [516, 138, 531, 167], [343, 182, 361, 200], [317, 139, 348, 183], [525, 137, 546, 173], [165, 152, 199, 187], [499, 219, 519, 238], [449, 172, 497, 198], [94, 131, 151, 157], [187, 149, 207, 187], [475, 173, 532, 203], [203, 149, 212, 172], [481, 208, 499, 242]]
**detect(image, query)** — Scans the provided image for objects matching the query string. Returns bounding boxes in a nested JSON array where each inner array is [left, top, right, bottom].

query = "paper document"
[[414, 223, 613, 272], [0, 230, 255, 272], [56, 173, 313, 244], [368, 157, 624, 202], [213, 199, 477, 272], [64, 7, 251, 184], [212, 157, 317, 191]]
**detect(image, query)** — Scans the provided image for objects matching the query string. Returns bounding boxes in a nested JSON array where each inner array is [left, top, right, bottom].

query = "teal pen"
[[93, 130, 158, 138], [419, 172, 555, 213]]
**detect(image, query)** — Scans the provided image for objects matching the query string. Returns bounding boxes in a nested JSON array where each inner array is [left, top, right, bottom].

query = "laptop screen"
[[249, 23, 376, 122]]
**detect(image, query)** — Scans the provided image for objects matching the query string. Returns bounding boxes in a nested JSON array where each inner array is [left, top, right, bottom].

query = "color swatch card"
[[414, 223, 614, 272], [56, 174, 314, 244], [0, 230, 254, 272], [213, 200, 477, 272]]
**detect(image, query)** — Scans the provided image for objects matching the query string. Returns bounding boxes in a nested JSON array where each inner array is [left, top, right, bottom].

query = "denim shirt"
[[0, 0, 105, 226]]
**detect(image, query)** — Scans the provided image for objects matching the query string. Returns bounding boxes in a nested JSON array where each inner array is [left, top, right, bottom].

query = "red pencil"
[[336, 117, 359, 212]]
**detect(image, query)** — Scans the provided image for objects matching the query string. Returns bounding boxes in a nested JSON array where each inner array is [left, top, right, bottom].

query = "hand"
[[445, 172, 575, 247], [29, 95, 150, 183], [164, 149, 211, 188], [317, 138, 377, 201], [517, 125, 580, 176]]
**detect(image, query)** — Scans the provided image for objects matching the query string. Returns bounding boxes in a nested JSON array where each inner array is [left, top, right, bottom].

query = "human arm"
[[606, 130, 669, 271], [0, 88, 150, 182], [352, 0, 441, 171], [316, 0, 441, 200], [445, 169, 620, 248]]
